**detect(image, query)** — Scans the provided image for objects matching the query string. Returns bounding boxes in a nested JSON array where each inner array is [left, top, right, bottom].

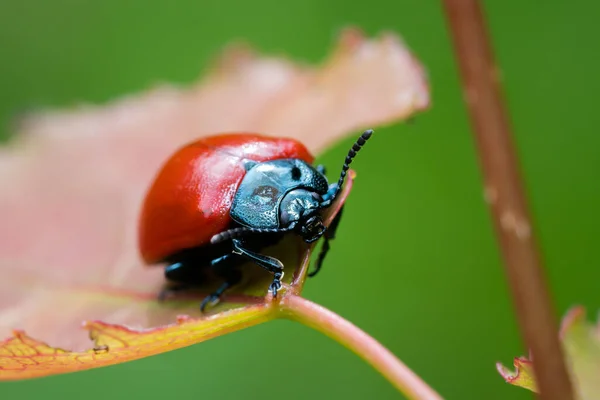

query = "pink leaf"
[[0, 27, 429, 377]]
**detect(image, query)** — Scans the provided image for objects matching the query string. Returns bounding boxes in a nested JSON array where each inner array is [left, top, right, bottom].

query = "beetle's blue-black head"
[[278, 187, 327, 243], [210, 129, 373, 245]]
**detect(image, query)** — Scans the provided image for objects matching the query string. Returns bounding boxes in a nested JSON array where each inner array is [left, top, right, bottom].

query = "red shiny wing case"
[[138, 133, 314, 264]]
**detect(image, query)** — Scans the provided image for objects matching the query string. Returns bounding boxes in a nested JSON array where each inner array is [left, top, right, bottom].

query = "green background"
[[1, 1, 598, 399]]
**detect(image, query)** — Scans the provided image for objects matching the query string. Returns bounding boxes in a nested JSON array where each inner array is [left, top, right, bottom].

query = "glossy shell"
[[231, 159, 329, 229], [138, 133, 314, 264]]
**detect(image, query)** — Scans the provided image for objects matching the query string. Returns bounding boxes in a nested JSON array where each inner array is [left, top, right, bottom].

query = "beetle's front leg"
[[200, 254, 243, 312], [231, 238, 284, 297], [158, 261, 204, 301], [308, 205, 345, 277]]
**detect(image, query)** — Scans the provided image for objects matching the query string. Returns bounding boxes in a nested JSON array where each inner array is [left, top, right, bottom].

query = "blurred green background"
[[1, 1, 598, 399]]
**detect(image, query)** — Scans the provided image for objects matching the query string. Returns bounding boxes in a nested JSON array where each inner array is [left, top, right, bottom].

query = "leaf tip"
[[559, 305, 586, 338], [496, 357, 538, 392], [337, 26, 367, 51], [495, 361, 513, 380]]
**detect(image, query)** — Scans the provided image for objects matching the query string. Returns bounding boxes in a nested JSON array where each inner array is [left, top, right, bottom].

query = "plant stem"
[[441, 1, 574, 399], [280, 295, 443, 400]]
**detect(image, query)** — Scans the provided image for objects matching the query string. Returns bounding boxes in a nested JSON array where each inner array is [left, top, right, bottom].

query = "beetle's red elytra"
[[139, 134, 314, 264]]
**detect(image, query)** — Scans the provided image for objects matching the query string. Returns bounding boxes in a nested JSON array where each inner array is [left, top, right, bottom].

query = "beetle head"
[[279, 188, 326, 243]]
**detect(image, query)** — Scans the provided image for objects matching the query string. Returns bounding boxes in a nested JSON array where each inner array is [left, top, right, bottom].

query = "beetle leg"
[[200, 254, 242, 312], [231, 238, 285, 297], [200, 282, 230, 312], [308, 238, 330, 278], [158, 262, 202, 301], [316, 164, 327, 175], [308, 205, 345, 277], [200, 275, 241, 312], [164, 261, 205, 284]]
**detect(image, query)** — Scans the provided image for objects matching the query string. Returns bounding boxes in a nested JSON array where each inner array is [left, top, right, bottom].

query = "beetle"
[[138, 129, 373, 311]]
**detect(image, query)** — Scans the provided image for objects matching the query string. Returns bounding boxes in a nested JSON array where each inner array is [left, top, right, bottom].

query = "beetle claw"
[[269, 283, 279, 297], [269, 272, 283, 298], [200, 294, 221, 312]]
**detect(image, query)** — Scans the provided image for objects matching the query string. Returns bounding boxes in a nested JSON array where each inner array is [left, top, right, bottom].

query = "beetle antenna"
[[211, 224, 297, 245], [321, 129, 373, 208]]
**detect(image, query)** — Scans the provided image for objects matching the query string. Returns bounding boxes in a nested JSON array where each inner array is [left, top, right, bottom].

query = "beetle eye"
[[291, 166, 302, 180]]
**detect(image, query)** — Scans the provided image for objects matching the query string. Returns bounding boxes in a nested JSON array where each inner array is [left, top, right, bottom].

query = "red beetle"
[[139, 130, 373, 310]]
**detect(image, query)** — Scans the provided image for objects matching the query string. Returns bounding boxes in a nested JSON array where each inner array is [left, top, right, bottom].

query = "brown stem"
[[440, 1, 574, 399], [280, 295, 443, 400]]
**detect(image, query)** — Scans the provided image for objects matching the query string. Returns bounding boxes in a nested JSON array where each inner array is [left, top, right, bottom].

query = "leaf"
[[0, 174, 352, 381], [0, 27, 430, 380], [0, 305, 272, 381], [497, 306, 600, 399], [495, 356, 537, 392]]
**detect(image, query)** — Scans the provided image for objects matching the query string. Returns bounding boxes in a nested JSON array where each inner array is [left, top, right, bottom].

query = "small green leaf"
[[496, 356, 537, 392], [497, 306, 600, 399]]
